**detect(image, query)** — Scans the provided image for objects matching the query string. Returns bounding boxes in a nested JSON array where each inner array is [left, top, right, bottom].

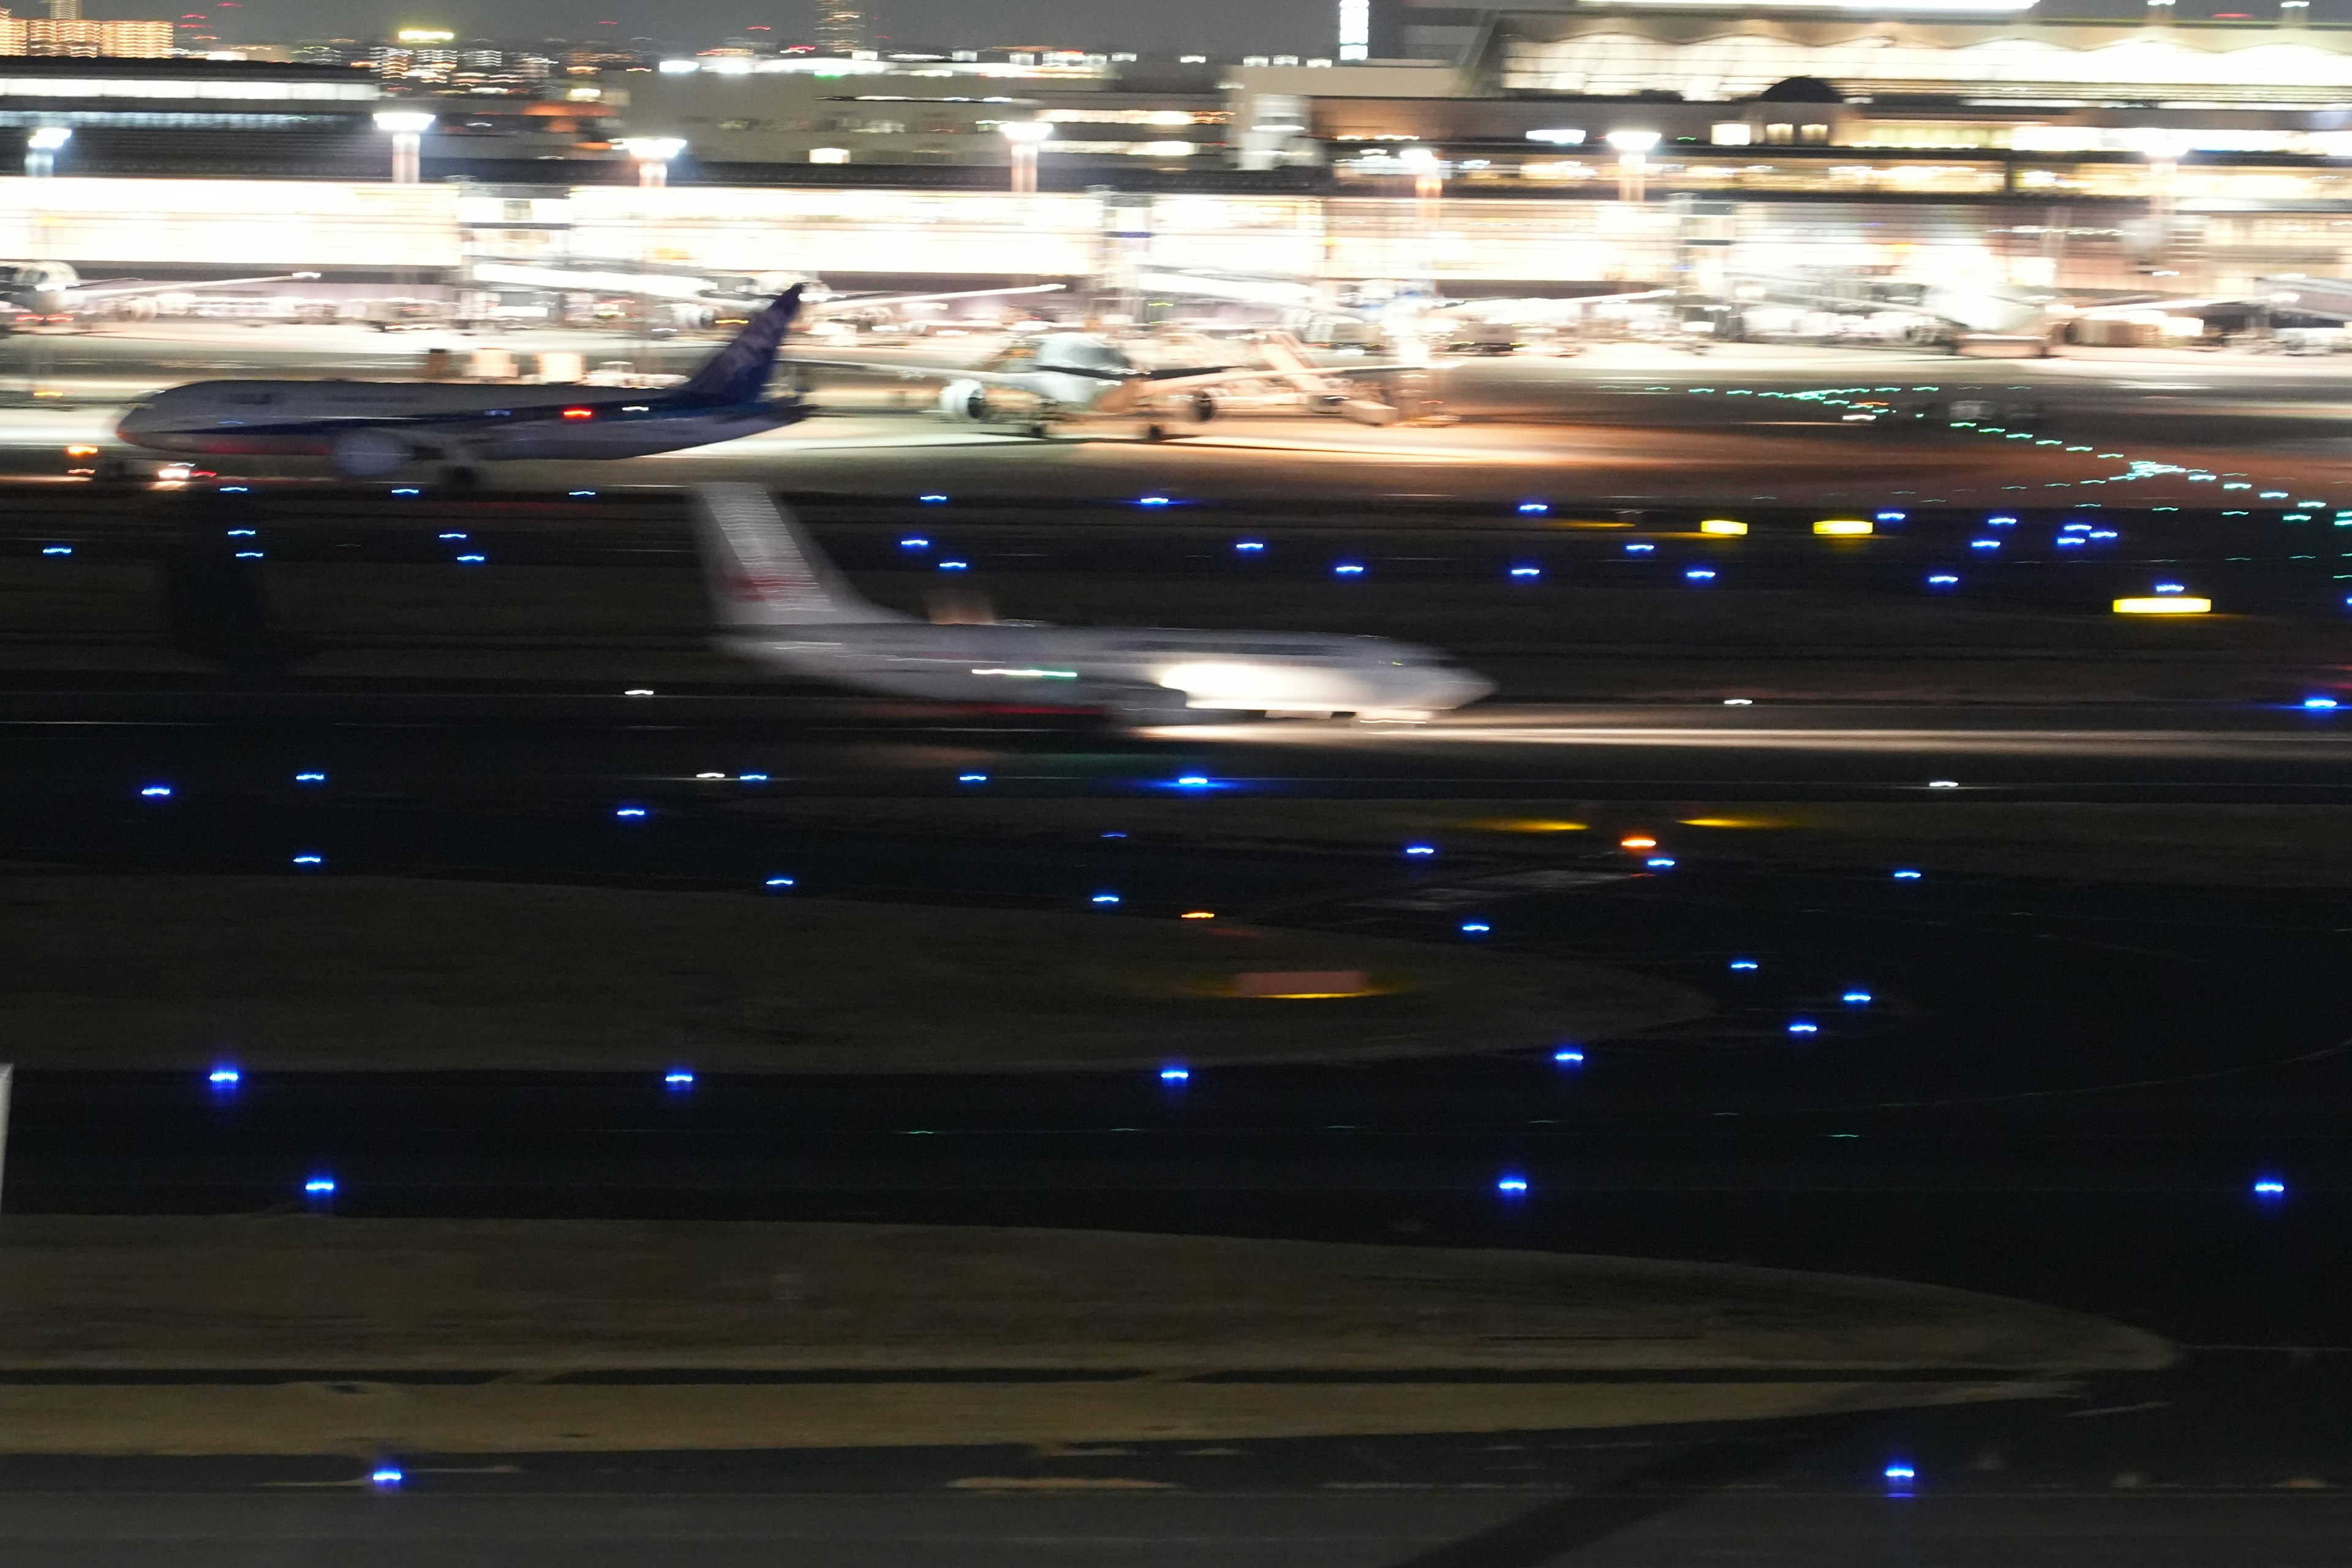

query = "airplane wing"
[[71, 272, 320, 300], [775, 356, 1043, 386], [812, 283, 1068, 312]]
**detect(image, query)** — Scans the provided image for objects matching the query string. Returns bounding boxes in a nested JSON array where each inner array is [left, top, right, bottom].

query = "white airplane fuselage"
[[720, 620, 1491, 718], [116, 380, 802, 462]]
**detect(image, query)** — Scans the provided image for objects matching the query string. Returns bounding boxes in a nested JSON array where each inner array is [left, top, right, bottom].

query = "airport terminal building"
[[11, 4, 2352, 305]]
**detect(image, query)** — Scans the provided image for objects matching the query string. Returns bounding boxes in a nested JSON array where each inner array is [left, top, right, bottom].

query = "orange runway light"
[[561, 407, 594, 420], [64, 445, 98, 458], [1180, 910, 1215, 920], [1619, 834, 1657, 850]]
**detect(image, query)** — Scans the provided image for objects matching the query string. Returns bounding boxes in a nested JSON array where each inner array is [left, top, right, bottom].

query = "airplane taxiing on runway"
[[115, 286, 813, 478], [694, 483, 1493, 723]]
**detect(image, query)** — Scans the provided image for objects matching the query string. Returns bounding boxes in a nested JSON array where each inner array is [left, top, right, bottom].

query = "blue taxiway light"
[[958, 773, 988, 784], [1729, 959, 1759, 971], [739, 772, 769, 783], [220, 485, 249, 493], [1926, 574, 1959, 586], [41, 545, 70, 555], [1843, 990, 1874, 1005], [1645, 856, 1677, 869], [1137, 496, 1172, 507], [1787, 1020, 1820, 1035], [1091, 893, 1121, 905], [2253, 1178, 2287, 1196], [1968, 540, 2000, 551], [664, 1069, 695, 1088], [294, 772, 326, 784], [1883, 1463, 1916, 1483], [614, 806, 647, 820], [2056, 537, 2085, 548], [1172, 775, 1212, 788], [140, 784, 172, 798], [899, 537, 930, 549], [2154, 582, 2187, 594], [1404, 844, 1436, 857], [304, 1177, 336, 1196], [1159, 1065, 1191, 1083], [570, 489, 597, 497], [937, 560, 969, 571], [371, 1466, 404, 1487], [1987, 516, 2016, 526], [1333, 562, 1366, 575], [1684, 568, 1716, 582], [1876, 511, 1905, 521], [454, 554, 486, 564], [1495, 1174, 1529, 1195], [1517, 501, 1549, 514], [234, 551, 264, 559], [763, 876, 796, 889], [1101, 831, 1126, 839], [1892, 869, 1924, 880], [1626, 542, 1656, 553], [391, 487, 420, 496], [437, 532, 467, 540], [1509, 566, 1542, 578], [209, 1066, 240, 1086], [1552, 1047, 1586, 1065], [919, 494, 948, 503], [291, 854, 323, 866], [227, 529, 256, 537], [2302, 697, 2340, 710], [1460, 921, 1491, 935], [1235, 540, 1265, 551]]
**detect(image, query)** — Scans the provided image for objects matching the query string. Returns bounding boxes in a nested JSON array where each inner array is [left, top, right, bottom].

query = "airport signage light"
[[1000, 119, 1055, 143], [1605, 129, 1661, 153], [26, 125, 70, 150], [373, 111, 435, 134], [1527, 128, 1586, 145]]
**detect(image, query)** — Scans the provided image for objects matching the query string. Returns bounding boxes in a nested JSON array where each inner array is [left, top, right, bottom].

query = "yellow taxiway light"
[[2114, 596, 2212, 615], [1698, 519, 1748, 536], [1812, 519, 1873, 536], [1180, 910, 1215, 920]]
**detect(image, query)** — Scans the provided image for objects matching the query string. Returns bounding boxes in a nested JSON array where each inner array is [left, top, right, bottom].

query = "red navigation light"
[[562, 407, 594, 421]]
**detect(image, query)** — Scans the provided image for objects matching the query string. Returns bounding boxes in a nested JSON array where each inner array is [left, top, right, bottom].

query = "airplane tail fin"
[[677, 284, 804, 404], [693, 483, 902, 627]]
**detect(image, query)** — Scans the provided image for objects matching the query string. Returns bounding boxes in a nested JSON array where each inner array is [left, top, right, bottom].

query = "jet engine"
[[331, 429, 411, 478], [937, 380, 993, 422], [1186, 389, 1219, 423]]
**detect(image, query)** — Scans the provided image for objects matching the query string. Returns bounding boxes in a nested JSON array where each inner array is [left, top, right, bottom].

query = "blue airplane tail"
[[678, 284, 805, 404]]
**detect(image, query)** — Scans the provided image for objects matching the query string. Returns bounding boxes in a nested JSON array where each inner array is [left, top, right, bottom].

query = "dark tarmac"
[[1, 344, 2350, 1562]]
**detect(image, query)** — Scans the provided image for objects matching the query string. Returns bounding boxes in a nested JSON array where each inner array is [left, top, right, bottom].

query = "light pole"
[[1002, 119, 1052, 195], [373, 110, 434, 185], [1607, 129, 1659, 205], [24, 125, 69, 179], [1398, 144, 1444, 225], [616, 136, 687, 189], [2138, 130, 2190, 281]]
